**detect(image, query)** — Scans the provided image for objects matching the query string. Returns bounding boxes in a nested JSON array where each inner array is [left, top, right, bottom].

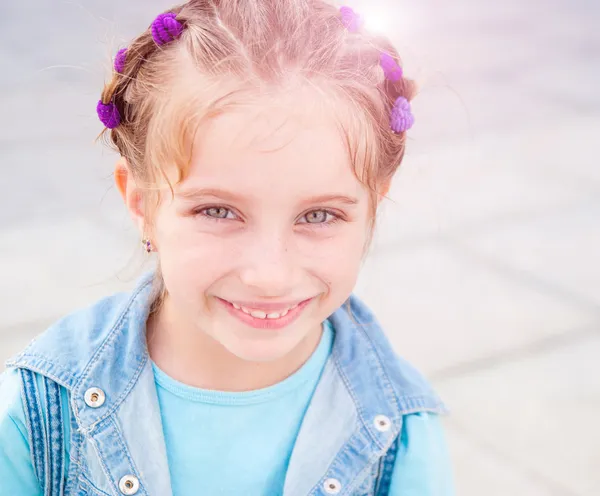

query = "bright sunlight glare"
[[362, 8, 390, 34]]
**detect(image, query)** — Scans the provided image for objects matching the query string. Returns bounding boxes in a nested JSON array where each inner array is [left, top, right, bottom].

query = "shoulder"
[[330, 294, 446, 415], [388, 412, 455, 495], [6, 273, 156, 390]]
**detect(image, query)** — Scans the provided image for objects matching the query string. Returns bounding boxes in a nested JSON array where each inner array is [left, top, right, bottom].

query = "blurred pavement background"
[[1, 0, 598, 494]]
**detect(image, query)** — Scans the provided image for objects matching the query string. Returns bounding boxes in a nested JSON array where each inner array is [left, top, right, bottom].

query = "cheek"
[[154, 213, 240, 290], [300, 226, 368, 286]]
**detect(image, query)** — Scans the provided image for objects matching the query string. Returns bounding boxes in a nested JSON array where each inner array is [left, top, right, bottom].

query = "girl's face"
[[151, 92, 373, 362]]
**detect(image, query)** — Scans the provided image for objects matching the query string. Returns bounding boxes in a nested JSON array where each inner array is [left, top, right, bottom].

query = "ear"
[[115, 158, 146, 234], [378, 180, 392, 202]]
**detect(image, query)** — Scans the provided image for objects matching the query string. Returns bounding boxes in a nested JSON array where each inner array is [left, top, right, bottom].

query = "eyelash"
[[193, 206, 343, 228]]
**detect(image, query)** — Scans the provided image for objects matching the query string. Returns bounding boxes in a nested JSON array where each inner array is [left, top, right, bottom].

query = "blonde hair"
[[100, 0, 415, 227]]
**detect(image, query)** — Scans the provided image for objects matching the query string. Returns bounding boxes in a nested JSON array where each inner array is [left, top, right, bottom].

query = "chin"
[[222, 337, 297, 363]]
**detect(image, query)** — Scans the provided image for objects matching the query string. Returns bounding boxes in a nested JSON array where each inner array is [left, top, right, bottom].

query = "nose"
[[238, 229, 300, 296]]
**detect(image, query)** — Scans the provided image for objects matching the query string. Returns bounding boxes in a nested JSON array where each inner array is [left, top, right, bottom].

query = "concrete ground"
[[1, 0, 598, 494]]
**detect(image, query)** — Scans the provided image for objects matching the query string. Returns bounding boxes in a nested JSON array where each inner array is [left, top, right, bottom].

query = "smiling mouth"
[[217, 297, 315, 329], [226, 301, 299, 319]]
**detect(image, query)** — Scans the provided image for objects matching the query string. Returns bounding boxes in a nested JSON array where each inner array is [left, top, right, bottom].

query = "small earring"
[[142, 238, 153, 253]]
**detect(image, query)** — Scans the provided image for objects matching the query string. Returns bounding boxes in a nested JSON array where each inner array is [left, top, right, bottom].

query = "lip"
[[223, 300, 305, 313], [217, 296, 314, 330]]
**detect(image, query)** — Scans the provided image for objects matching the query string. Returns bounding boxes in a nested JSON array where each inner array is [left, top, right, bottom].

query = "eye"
[[298, 209, 341, 226], [196, 206, 237, 221]]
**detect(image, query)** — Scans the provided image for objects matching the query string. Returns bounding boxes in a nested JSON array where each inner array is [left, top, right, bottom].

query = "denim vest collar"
[[8, 272, 445, 495]]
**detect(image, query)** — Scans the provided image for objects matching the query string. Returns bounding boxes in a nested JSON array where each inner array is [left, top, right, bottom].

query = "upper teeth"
[[231, 302, 299, 319]]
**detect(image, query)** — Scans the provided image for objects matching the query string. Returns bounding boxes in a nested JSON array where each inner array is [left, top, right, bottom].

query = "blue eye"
[[299, 209, 341, 227], [205, 207, 230, 219], [195, 206, 237, 221], [194, 206, 342, 228]]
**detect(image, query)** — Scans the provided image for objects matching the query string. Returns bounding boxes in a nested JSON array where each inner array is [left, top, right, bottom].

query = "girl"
[[0, 1, 453, 495]]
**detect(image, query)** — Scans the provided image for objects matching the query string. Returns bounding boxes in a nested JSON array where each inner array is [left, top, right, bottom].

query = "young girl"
[[0, 1, 453, 495]]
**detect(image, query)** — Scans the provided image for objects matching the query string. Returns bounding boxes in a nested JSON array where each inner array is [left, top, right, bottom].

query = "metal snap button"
[[119, 475, 140, 495], [84, 388, 106, 408], [323, 478, 342, 494], [374, 414, 392, 432]]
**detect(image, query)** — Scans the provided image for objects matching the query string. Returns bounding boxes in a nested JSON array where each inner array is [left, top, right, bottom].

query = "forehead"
[[179, 87, 368, 201]]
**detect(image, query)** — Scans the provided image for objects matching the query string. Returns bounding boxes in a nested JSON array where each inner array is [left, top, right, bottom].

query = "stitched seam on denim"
[[331, 349, 365, 427], [86, 431, 120, 496], [396, 394, 439, 402], [305, 421, 398, 496], [351, 315, 402, 416], [7, 410, 50, 494], [40, 377, 53, 496], [45, 378, 65, 495], [36, 373, 51, 494], [344, 455, 384, 496], [347, 314, 446, 415], [374, 434, 399, 496], [308, 439, 385, 496], [18, 372, 33, 447], [75, 279, 152, 429], [331, 348, 388, 451], [87, 353, 148, 432], [16, 358, 83, 482], [77, 277, 150, 389], [341, 416, 402, 496], [20, 369, 46, 489], [344, 432, 400, 496], [87, 416, 148, 496], [17, 373, 34, 465], [10, 359, 76, 388], [374, 453, 385, 495], [307, 434, 358, 496], [79, 472, 113, 496], [37, 374, 49, 493], [64, 407, 85, 495], [43, 379, 56, 496], [108, 415, 148, 495], [397, 403, 447, 415]]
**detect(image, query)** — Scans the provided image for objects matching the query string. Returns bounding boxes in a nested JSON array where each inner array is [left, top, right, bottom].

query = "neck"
[[146, 297, 323, 392]]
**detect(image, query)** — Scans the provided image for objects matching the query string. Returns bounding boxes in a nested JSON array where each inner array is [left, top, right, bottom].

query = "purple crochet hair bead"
[[340, 6, 362, 33], [114, 48, 127, 73], [380, 52, 403, 82], [96, 100, 121, 129], [390, 97, 414, 133], [151, 12, 184, 46]]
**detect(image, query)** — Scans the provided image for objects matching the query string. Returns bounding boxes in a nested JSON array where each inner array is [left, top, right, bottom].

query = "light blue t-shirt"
[[0, 321, 333, 496], [154, 321, 334, 495]]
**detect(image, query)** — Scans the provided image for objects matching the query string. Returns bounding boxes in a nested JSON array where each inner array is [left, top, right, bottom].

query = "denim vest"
[[7, 273, 446, 496]]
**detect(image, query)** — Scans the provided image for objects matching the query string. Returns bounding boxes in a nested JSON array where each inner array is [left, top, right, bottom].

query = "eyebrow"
[[302, 194, 359, 206], [177, 187, 246, 202], [176, 187, 359, 206]]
